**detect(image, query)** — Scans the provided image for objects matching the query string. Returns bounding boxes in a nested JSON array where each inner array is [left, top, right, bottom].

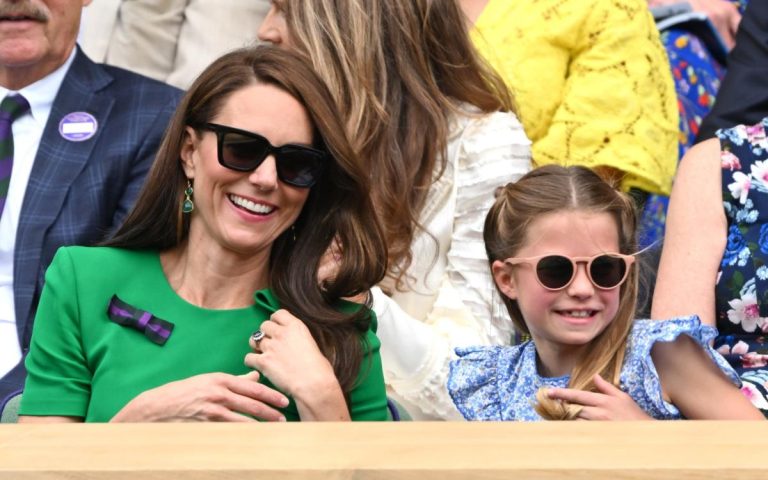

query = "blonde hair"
[[483, 165, 639, 420], [280, 0, 514, 284]]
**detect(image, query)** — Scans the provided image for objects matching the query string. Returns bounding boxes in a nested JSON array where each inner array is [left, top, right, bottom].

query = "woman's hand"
[[245, 309, 350, 421], [545, 374, 653, 420], [110, 371, 289, 422], [690, 0, 742, 49], [648, 0, 741, 49]]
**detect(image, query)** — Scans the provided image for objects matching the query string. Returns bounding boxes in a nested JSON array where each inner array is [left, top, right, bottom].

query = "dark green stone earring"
[[182, 180, 194, 213]]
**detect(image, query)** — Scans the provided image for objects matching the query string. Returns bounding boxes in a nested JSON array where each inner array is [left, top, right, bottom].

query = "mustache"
[[0, 2, 47, 21]]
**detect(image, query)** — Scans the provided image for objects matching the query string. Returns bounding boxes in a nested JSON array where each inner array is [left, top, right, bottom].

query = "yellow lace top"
[[471, 0, 678, 194]]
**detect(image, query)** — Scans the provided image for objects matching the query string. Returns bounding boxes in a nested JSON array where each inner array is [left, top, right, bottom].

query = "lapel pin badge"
[[59, 111, 98, 142]]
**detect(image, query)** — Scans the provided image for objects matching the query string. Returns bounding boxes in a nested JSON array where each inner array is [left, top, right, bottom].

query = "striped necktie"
[[0, 94, 30, 219]]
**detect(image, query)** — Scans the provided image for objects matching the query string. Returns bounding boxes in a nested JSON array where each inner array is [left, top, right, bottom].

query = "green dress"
[[19, 247, 388, 421]]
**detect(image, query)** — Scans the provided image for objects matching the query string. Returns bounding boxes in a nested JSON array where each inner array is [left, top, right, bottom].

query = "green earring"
[[182, 180, 194, 213]]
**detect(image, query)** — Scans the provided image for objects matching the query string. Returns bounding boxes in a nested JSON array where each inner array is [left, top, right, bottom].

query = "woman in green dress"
[[17, 46, 389, 422]]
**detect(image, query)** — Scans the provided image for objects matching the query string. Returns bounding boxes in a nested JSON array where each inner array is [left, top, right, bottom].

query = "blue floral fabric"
[[715, 118, 768, 414], [448, 317, 738, 421], [639, 1, 747, 248]]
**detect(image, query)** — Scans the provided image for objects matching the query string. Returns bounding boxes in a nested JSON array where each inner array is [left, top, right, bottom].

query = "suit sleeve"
[[111, 95, 178, 228], [19, 248, 91, 418], [102, 0, 188, 82], [697, 2, 768, 141], [166, 0, 270, 89]]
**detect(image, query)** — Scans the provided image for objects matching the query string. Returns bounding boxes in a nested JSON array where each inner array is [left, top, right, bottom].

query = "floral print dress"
[[640, 0, 748, 248], [448, 317, 738, 420], [716, 117, 768, 414]]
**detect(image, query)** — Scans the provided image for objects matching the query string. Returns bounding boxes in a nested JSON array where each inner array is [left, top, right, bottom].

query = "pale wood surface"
[[0, 422, 764, 479]]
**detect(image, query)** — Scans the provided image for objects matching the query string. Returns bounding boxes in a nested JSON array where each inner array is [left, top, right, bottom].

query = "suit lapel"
[[14, 49, 115, 340]]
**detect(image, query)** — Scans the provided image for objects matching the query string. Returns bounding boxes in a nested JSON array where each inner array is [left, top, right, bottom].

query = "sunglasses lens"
[[590, 255, 627, 289], [220, 132, 270, 171], [536, 255, 574, 289], [277, 147, 325, 187]]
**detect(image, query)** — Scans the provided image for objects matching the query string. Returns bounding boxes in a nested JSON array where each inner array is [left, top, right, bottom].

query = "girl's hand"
[[244, 309, 349, 421], [546, 374, 653, 421], [110, 371, 289, 422]]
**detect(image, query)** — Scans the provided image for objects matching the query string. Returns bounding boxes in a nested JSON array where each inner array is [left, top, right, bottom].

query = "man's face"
[[0, 0, 90, 87]]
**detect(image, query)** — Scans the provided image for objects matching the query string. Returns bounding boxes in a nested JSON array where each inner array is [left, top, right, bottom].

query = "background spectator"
[[79, 0, 269, 89], [697, 1, 768, 140], [0, 0, 181, 407], [654, 116, 768, 416]]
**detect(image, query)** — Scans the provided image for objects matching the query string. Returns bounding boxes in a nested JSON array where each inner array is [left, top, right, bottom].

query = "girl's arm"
[[652, 336, 764, 419], [652, 139, 726, 326]]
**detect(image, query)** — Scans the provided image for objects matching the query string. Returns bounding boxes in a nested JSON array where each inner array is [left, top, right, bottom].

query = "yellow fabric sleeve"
[[472, 0, 678, 195]]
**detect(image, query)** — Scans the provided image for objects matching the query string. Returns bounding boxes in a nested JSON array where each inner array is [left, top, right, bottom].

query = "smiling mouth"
[[557, 310, 598, 318], [228, 194, 275, 215]]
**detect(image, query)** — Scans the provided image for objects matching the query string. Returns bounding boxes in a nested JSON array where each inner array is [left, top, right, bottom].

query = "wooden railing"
[[0, 422, 764, 479]]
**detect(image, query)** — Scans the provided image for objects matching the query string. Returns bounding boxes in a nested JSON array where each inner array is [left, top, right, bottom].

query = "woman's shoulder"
[[448, 104, 531, 169], [450, 105, 527, 143], [715, 118, 768, 155], [476, 0, 594, 32], [50, 246, 158, 279], [56, 245, 154, 262]]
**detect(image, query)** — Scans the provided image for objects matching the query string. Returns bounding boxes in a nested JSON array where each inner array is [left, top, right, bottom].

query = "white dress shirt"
[[0, 50, 75, 378]]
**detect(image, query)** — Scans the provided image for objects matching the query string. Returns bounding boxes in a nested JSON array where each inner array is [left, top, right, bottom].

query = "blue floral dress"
[[448, 317, 738, 420], [716, 117, 768, 414], [639, 0, 748, 248]]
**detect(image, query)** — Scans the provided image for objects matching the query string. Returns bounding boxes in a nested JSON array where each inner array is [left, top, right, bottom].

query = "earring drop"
[[182, 180, 194, 213], [291, 224, 297, 242]]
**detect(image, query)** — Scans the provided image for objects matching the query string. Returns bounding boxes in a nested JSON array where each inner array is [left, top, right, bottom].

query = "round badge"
[[58, 112, 98, 142]]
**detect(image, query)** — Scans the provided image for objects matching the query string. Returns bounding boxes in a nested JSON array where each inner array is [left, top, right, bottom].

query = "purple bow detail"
[[106, 295, 174, 346]]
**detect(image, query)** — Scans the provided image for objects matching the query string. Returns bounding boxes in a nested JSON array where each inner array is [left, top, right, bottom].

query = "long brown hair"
[[484, 165, 639, 420], [279, 0, 514, 285], [105, 46, 388, 395]]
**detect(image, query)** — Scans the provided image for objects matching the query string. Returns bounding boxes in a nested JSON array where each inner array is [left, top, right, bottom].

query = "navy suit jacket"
[[0, 48, 182, 401], [697, 1, 768, 141]]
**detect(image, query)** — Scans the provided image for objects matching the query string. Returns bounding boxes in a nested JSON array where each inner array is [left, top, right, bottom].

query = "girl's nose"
[[566, 264, 594, 298]]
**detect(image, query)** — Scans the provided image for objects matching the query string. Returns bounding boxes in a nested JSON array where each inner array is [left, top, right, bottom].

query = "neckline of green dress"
[[144, 249, 279, 317]]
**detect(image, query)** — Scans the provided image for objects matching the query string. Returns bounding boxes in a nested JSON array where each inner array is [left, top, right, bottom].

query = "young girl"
[[448, 165, 763, 420]]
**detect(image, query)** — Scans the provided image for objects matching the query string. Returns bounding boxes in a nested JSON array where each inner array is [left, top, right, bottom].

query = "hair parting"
[[484, 165, 639, 420]]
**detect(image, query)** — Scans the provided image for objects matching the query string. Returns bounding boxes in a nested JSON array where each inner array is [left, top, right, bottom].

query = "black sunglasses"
[[199, 123, 327, 188], [504, 253, 635, 290]]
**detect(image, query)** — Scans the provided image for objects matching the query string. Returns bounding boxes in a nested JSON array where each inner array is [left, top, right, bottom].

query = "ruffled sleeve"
[[448, 345, 510, 421], [622, 317, 740, 419]]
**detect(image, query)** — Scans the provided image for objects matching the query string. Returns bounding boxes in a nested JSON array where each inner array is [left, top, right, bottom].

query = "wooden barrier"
[[0, 421, 764, 479]]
